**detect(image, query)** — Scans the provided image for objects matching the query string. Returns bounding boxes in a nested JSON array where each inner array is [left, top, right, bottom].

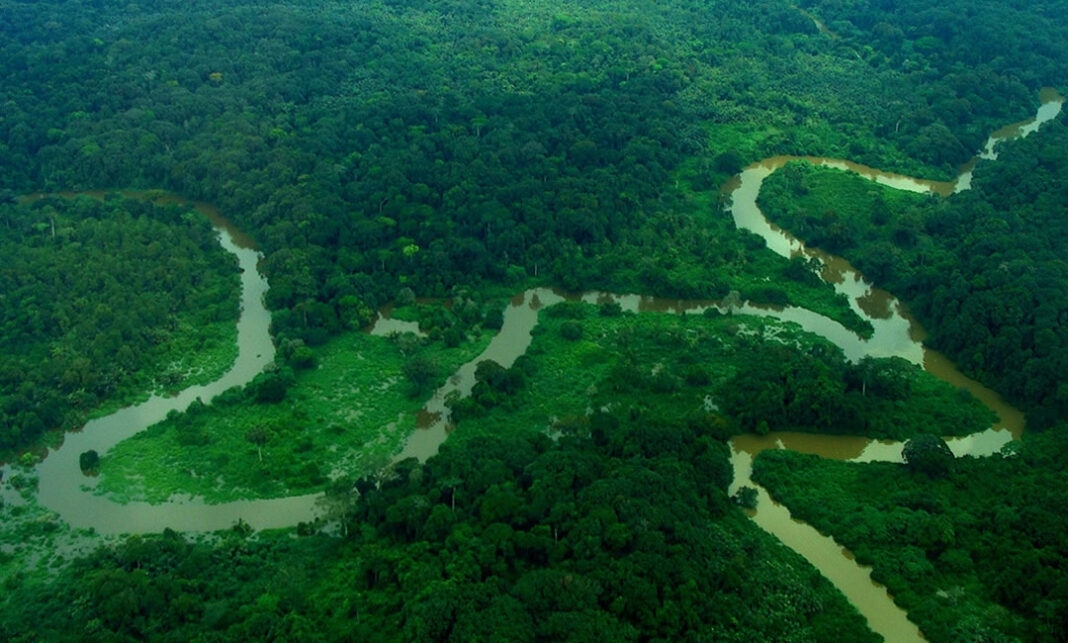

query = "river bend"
[[3, 90, 1063, 642]]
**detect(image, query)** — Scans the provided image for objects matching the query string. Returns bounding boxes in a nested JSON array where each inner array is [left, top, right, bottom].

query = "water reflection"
[[4, 90, 1061, 639], [718, 89, 1062, 641]]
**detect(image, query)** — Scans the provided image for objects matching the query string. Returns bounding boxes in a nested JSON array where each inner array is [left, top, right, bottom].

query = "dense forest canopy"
[[0, 195, 239, 451], [757, 121, 1068, 429], [2, 0, 1068, 640], [754, 426, 1068, 641], [3, 0, 1065, 357]]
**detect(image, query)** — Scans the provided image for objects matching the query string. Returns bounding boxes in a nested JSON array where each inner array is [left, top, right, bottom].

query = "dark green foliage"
[[315, 422, 875, 641], [734, 486, 759, 509], [10, 0, 1024, 362], [803, 0, 1067, 131], [0, 196, 239, 452], [451, 359, 530, 421], [0, 530, 337, 642], [714, 150, 746, 175], [759, 129, 1068, 428], [78, 449, 99, 473], [402, 355, 439, 396], [482, 308, 505, 331], [846, 357, 913, 401], [902, 434, 955, 477], [254, 368, 295, 404], [442, 327, 464, 349], [598, 301, 624, 318], [783, 255, 822, 287], [754, 425, 1068, 642], [715, 343, 987, 439], [545, 302, 590, 320], [558, 320, 583, 341], [289, 346, 318, 371], [2, 0, 1068, 640]]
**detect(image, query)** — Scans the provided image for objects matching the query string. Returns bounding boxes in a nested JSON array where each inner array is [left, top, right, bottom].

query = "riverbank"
[[2, 88, 1062, 643], [0, 193, 242, 463], [753, 425, 1068, 641], [97, 317, 497, 504]]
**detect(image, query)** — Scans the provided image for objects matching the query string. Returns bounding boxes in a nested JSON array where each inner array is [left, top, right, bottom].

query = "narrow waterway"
[[3, 90, 1062, 641], [2, 193, 309, 532], [720, 89, 1063, 642]]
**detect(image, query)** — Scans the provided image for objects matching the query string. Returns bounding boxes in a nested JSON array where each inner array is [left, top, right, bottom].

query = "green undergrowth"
[[673, 172, 875, 338], [449, 301, 991, 451], [447, 306, 753, 448], [0, 466, 112, 596], [700, 121, 960, 186], [0, 524, 336, 642], [96, 319, 494, 504], [89, 321, 239, 420], [752, 425, 1068, 642], [757, 160, 934, 261], [0, 195, 241, 458]]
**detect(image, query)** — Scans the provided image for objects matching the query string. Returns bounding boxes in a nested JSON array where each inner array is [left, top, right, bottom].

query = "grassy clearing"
[[96, 321, 494, 504], [451, 303, 990, 448], [89, 319, 239, 420]]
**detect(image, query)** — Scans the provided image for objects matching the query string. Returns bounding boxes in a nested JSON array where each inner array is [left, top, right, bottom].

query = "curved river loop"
[[2, 91, 1063, 641]]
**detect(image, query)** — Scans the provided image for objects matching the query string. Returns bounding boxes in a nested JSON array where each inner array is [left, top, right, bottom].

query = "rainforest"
[[1, 1, 1066, 641]]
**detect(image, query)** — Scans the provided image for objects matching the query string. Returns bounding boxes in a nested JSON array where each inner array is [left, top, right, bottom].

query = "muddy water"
[[5, 92, 1062, 639], [393, 288, 566, 461], [720, 90, 1063, 641], [729, 445, 923, 640], [2, 192, 307, 532]]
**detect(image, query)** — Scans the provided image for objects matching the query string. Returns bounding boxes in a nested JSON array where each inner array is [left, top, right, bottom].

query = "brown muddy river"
[[2, 91, 1063, 642]]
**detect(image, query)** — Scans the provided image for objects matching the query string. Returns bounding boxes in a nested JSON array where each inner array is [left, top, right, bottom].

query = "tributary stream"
[[3, 91, 1063, 641]]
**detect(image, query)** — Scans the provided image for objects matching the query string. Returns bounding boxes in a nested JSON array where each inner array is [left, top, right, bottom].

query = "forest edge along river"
[[3, 90, 1062, 641]]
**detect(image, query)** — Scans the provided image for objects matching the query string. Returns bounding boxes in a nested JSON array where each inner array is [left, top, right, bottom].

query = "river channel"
[[4, 91, 1063, 641]]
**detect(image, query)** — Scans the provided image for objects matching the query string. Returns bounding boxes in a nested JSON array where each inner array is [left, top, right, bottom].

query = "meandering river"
[[720, 89, 1062, 641], [4, 91, 1062, 641]]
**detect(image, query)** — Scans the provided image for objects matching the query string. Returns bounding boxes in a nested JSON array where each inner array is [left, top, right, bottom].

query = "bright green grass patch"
[[96, 328, 493, 504], [452, 303, 994, 448], [89, 319, 239, 420]]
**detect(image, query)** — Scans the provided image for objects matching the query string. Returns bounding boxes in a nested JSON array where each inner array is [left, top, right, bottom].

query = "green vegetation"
[[669, 175, 875, 337], [753, 425, 1068, 642], [0, 525, 339, 642], [97, 303, 496, 503], [2, 0, 1068, 639], [0, 461, 115, 609], [0, 410, 878, 643], [902, 434, 955, 478], [4, 302, 994, 638], [757, 160, 934, 260], [7, 0, 1055, 370], [758, 124, 1068, 429], [0, 195, 239, 454], [450, 303, 990, 444], [308, 426, 876, 641]]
